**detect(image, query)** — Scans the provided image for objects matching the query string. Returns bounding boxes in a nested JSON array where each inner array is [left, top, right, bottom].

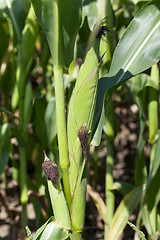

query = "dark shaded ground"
[[0, 100, 143, 240]]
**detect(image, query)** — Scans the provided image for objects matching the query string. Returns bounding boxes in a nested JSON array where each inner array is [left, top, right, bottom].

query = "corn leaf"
[[0, 22, 8, 64], [0, 123, 11, 175], [32, 216, 54, 240], [93, 0, 160, 135], [30, 0, 82, 67], [139, 135, 160, 235], [47, 181, 72, 229], [131, 74, 155, 186], [112, 181, 134, 196], [82, 0, 97, 30], [40, 221, 69, 240], [143, 135, 160, 209], [44, 97, 57, 145], [0, 0, 25, 41], [16, 6, 39, 96], [107, 185, 144, 240], [33, 95, 48, 147], [23, 81, 33, 132]]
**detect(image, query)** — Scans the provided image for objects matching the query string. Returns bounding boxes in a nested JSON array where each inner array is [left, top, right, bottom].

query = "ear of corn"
[[68, 45, 99, 190], [67, 38, 100, 233]]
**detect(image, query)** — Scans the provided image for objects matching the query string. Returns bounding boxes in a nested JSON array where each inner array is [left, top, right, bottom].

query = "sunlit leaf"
[[93, 0, 160, 135], [32, 216, 54, 240], [107, 185, 144, 240], [40, 221, 69, 240]]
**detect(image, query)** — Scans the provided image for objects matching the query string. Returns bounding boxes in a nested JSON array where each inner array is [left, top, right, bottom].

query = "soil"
[[0, 100, 144, 240]]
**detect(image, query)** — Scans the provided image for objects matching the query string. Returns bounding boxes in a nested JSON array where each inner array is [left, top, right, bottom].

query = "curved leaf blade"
[[139, 135, 160, 235], [40, 221, 69, 240], [33, 216, 54, 240], [107, 185, 144, 240], [143, 135, 160, 210], [94, 0, 160, 134], [106, 0, 160, 84]]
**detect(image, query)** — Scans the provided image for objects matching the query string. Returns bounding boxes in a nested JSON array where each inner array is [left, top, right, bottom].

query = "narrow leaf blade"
[[0, 123, 11, 175], [107, 185, 144, 240]]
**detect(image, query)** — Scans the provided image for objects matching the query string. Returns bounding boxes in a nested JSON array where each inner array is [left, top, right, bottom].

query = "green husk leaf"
[[68, 46, 99, 190], [32, 216, 55, 240], [40, 221, 70, 240]]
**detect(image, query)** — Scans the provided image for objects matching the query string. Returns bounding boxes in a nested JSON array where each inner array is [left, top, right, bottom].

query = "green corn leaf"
[[32, 216, 55, 240], [10, 126, 25, 148], [47, 181, 72, 230], [112, 181, 134, 196], [93, 0, 160, 135], [140, 135, 160, 235], [44, 97, 57, 145], [20, 0, 30, 12], [0, 0, 25, 41], [139, 205, 153, 236], [130, 71, 159, 185], [32, 182, 72, 239], [107, 185, 144, 240], [33, 95, 48, 147], [30, 0, 82, 67], [91, 106, 104, 146], [0, 123, 11, 175], [70, 163, 87, 232], [144, 135, 160, 200], [39, 221, 69, 240], [130, 74, 155, 186], [16, 5, 39, 97], [0, 22, 8, 65], [23, 81, 33, 133], [82, 0, 97, 30], [157, 213, 160, 232]]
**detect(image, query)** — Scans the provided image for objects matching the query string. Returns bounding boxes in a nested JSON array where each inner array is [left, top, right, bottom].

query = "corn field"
[[0, 0, 160, 240]]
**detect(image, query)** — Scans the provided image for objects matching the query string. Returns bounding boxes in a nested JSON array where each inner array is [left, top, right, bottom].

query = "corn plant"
[[0, 0, 160, 240], [29, 0, 160, 239]]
